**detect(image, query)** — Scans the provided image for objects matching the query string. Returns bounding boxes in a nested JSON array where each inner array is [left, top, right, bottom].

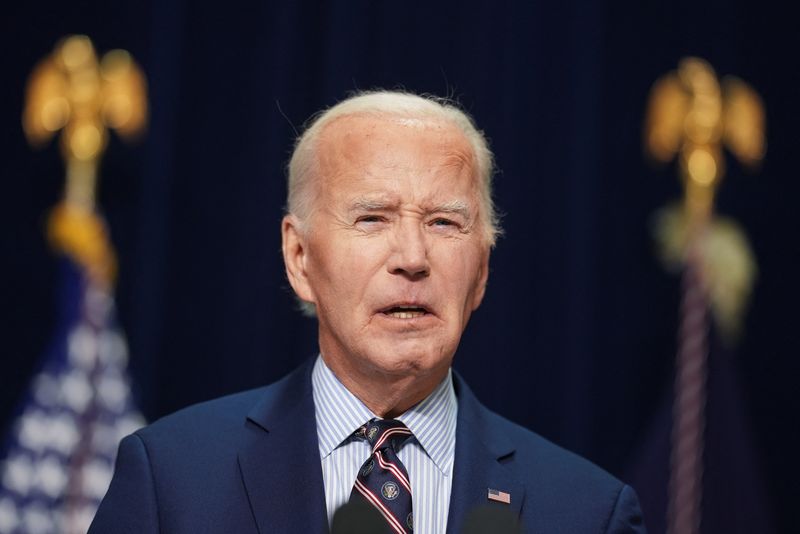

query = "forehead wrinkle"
[[440, 147, 473, 171], [435, 145, 479, 188], [315, 114, 481, 216]]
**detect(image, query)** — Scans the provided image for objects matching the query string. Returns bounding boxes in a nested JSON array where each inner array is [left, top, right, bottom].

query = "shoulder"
[[136, 386, 268, 445], [485, 407, 623, 492], [455, 372, 621, 490], [93, 363, 319, 532], [454, 373, 645, 531], [132, 359, 312, 460]]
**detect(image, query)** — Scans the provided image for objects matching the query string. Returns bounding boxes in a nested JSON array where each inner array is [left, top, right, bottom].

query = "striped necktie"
[[350, 419, 414, 533]]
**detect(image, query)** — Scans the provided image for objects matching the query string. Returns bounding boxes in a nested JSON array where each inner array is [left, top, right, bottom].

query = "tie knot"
[[358, 419, 413, 452]]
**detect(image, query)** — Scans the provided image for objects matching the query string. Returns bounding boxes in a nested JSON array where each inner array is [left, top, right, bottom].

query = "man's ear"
[[281, 214, 316, 304], [471, 249, 490, 311]]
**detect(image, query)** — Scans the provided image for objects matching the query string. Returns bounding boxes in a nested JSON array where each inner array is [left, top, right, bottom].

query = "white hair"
[[286, 90, 500, 316], [287, 90, 500, 244]]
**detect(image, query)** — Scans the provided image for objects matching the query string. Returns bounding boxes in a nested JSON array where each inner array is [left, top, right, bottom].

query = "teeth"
[[388, 310, 425, 319]]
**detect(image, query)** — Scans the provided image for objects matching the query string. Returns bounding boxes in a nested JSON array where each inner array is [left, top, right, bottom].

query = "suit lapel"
[[237, 361, 329, 534], [235, 363, 526, 533], [446, 373, 526, 534]]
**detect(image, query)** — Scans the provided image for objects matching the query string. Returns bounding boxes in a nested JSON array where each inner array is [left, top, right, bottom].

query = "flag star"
[[48, 414, 80, 456], [0, 498, 20, 532], [35, 456, 68, 498], [22, 504, 53, 534], [90, 423, 119, 453], [97, 373, 128, 412], [2, 455, 34, 496], [68, 325, 98, 369], [68, 505, 97, 534], [18, 410, 48, 452], [82, 460, 113, 499], [60, 370, 93, 412], [98, 331, 128, 366]]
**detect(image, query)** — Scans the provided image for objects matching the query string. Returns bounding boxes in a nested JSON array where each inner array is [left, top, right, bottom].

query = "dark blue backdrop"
[[2, 1, 797, 532]]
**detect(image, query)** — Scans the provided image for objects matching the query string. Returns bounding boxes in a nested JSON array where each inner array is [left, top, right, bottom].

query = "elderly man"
[[90, 91, 645, 533]]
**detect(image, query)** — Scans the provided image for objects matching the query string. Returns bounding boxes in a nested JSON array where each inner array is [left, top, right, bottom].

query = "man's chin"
[[361, 344, 454, 379]]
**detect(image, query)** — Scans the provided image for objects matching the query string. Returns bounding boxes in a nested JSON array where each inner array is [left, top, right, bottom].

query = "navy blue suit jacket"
[[90, 359, 645, 533]]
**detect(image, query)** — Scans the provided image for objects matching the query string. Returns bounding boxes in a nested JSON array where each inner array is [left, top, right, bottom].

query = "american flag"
[[488, 488, 511, 504], [0, 261, 145, 534]]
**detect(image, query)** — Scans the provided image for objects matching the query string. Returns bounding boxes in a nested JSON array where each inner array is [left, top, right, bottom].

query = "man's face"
[[283, 114, 490, 387]]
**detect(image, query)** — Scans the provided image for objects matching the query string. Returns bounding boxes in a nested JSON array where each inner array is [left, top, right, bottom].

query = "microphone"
[[331, 501, 391, 534], [461, 505, 523, 534]]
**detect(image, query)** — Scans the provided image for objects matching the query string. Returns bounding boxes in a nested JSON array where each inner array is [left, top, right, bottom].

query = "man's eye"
[[356, 215, 385, 224], [431, 218, 457, 227]]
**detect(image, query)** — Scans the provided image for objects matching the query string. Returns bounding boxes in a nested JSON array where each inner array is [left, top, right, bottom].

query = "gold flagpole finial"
[[23, 35, 148, 287], [645, 57, 764, 340], [645, 57, 765, 226]]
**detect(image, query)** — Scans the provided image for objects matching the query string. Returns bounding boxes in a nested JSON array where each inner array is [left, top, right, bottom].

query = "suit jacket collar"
[[446, 371, 525, 533], [237, 361, 525, 534], [238, 359, 329, 533]]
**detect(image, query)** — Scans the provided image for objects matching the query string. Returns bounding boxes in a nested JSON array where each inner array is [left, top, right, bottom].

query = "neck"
[[319, 354, 449, 419]]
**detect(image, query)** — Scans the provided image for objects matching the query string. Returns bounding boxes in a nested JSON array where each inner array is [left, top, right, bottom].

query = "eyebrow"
[[347, 197, 472, 219], [431, 199, 471, 219], [348, 197, 396, 212]]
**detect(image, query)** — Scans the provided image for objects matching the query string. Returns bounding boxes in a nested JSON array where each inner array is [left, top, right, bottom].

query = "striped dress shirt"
[[311, 356, 458, 534]]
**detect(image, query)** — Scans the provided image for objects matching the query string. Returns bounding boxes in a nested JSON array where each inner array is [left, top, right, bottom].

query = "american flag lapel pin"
[[487, 488, 511, 504]]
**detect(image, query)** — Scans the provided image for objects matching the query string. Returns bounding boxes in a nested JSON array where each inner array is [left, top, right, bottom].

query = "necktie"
[[350, 419, 414, 533]]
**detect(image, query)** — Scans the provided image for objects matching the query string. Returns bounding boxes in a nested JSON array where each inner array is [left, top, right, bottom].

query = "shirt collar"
[[311, 355, 457, 476]]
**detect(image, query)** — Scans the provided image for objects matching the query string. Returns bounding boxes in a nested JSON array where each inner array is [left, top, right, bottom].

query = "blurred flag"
[[626, 335, 776, 534], [0, 256, 145, 534], [1, 34, 148, 534], [633, 57, 774, 534]]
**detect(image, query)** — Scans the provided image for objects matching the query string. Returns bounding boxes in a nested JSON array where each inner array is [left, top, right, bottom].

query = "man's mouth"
[[380, 305, 430, 319]]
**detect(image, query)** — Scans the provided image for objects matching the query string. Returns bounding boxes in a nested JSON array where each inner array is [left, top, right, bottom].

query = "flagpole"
[[644, 57, 764, 534]]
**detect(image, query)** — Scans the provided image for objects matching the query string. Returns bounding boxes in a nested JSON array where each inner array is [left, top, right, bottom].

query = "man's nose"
[[387, 221, 430, 280]]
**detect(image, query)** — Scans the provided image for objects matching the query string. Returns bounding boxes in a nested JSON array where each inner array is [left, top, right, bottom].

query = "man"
[[90, 91, 645, 533]]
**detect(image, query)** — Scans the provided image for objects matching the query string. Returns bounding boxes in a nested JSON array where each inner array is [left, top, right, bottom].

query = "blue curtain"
[[2, 1, 796, 532]]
